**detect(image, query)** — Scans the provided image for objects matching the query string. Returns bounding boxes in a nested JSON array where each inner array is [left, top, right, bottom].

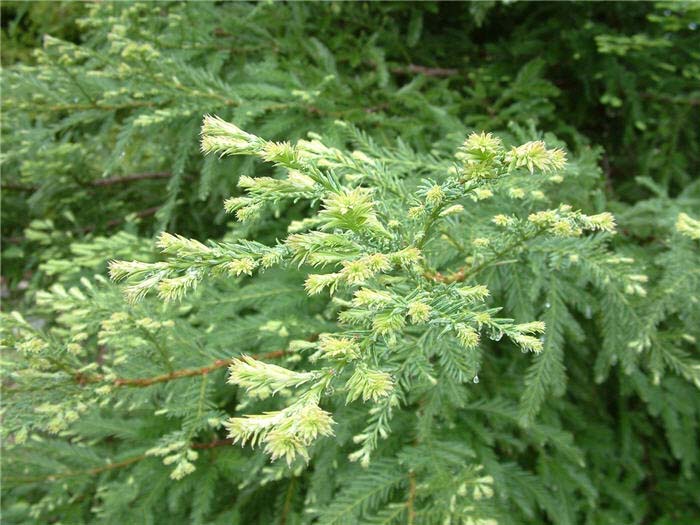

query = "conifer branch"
[[280, 476, 297, 525], [1, 183, 36, 192], [640, 92, 700, 106], [191, 438, 235, 449], [91, 172, 172, 187], [406, 471, 417, 525], [47, 100, 157, 112], [3, 206, 162, 245], [6, 454, 149, 484], [457, 230, 543, 281], [99, 350, 287, 388], [427, 228, 545, 283], [4, 3, 698, 522], [391, 64, 459, 77], [6, 438, 235, 484], [2, 173, 172, 192], [77, 206, 162, 236]]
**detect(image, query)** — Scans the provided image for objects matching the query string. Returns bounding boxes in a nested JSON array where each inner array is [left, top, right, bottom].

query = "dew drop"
[[489, 329, 503, 342], [472, 375, 479, 384], [545, 302, 551, 309], [584, 305, 592, 319], [689, 22, 698, 30]]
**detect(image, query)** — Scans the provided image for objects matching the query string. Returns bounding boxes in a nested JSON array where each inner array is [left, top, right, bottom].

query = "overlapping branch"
[[77, 349, 287, 388], [6, 438, 236, 484], [391, 63, 459, 77]]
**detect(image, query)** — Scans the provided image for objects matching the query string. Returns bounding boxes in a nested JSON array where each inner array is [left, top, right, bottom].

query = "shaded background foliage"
[[3, 1, 697, 289], [1, 2, 699, 524]]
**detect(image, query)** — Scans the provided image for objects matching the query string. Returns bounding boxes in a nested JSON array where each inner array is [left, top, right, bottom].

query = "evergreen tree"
[[4, 115, 699, 524], [2, 2, 699, 524]]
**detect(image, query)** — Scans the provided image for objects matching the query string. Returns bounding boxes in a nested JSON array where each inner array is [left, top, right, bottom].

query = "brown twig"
[[280, 476, 297, 525], [2, 206, 162, 246], [406, 471, 417, 525], [2, 172, 172, 194], [391, 64, 459, 78], [426, 267, 466, 284], [6, 453, 148, 484], [364, 103, 391, 114], [640, 92, 700, 107], [76, 349, 287, 388], [76, 205, 161, 235], [192, 438, 234, 450], [601, 152, 614, 196], [103, 205, 161, 230], [426, 229, 544, 285], [2, 236, 25, 244], [91, 172, 172, 187], [6, 437, 236, 484], [1, 183, 36, 192], [48, 100, 156, 113]]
